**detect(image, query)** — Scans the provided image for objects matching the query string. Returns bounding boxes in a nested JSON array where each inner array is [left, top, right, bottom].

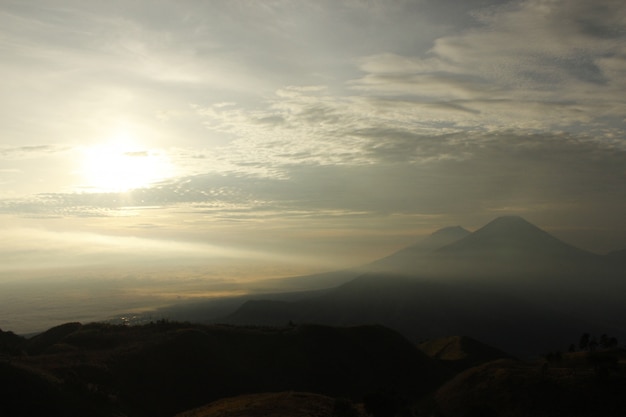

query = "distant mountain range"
[[152, 216, 626, 356]]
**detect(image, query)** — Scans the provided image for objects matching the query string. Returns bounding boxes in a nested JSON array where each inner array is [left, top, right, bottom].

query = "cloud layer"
[[1, 0, 625, 266]]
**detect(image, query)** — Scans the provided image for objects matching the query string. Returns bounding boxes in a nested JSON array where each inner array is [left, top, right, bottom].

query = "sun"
[[79, 131, 173, 193]]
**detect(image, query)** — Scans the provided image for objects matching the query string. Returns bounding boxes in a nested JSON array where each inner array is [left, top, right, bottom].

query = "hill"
[[2, 321, 443, 417], [2, 319, 626, 417], [418, 335, 511, 372], [224, 274, 584, 356], [174, 392, 366, 417], [434, 350, 626, 417]]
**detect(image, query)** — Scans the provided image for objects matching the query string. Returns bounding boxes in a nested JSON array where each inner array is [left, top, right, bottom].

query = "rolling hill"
[[1, 321, 444, 417]]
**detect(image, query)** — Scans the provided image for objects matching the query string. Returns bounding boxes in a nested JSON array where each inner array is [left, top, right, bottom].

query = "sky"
[[1, 0, 625, 331]]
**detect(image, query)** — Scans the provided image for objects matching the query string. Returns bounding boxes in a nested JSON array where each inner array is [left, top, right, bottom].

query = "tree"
[[589, 337, 599, 352], [600, 334, 610, 349], [579, 333, 590, 351]]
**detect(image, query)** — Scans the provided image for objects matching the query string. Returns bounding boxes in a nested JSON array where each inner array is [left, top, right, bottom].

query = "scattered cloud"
[[0, 145, 68, 159]]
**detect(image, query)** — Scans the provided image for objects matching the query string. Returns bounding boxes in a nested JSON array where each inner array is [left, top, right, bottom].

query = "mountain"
[[148, 224, 472, 323], [253, 225, 471, 292], [222, 216, 626, 355], [419, 216, 606, 281], [439, 216, 591, 257], [426, 217, 626, 328], [368, 225, 470, 273], [224, 274, 586, 356]]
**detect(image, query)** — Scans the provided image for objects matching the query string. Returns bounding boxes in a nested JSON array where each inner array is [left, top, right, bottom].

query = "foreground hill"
[[418, 335, 511, 372], [3, 320, 626, 417], [174, 392, 366, 417], [435, 350, 626, 417], [2, 321, 443, 417]]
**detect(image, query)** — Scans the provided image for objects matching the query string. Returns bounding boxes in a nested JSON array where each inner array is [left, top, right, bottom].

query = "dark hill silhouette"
[[418, 335, 512, 372], [110, 323, 441, 417], [23, 322, 83, 355], [3, 320, 625, 417], [435, 352, 626, 417], [0, 359, 105, 417], [0, 328, 25, 355], [2, 321, 444, 417], [174, 392, 366, 417], [225, 274, 588, 356]]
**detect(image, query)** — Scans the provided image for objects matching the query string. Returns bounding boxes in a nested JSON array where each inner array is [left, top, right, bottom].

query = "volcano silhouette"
[[222, 216, 626, 355], [418, 216, 604, 281], [438, 216, 594, 259]]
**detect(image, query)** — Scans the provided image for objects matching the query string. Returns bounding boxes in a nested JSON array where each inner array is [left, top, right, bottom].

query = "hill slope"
[[174, 392, 365, 417], [7, 321, 444, 417], [418, 335, 511, 372]]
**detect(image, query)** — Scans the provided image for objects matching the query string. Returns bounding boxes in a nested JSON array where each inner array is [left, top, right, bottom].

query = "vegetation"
[[0, 321, 442, 417], [2, 320, 626, 417]]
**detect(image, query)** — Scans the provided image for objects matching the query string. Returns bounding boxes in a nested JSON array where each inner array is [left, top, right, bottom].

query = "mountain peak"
[[438, 215, 595, 263], [431, 226, 470, 239], [366, 225, 470, 272], [481, 215, 535, 229], [470, 215, 548, 239]]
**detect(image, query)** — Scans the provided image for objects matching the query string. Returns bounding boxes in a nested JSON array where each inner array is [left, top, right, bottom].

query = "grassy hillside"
[[3, 319, 626, 416], [435, 351, 626, 417], [418, 335, 511, 372], [174, 392, 365, 417]]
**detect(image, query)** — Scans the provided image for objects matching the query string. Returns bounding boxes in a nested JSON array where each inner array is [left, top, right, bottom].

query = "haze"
[[1, 0, 625, 333]]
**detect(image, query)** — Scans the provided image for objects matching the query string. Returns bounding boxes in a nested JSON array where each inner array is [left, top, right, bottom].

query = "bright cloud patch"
[[79, 134, 174, 193]]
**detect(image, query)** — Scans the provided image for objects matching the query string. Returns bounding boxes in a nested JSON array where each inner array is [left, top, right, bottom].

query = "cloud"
[[351, 0, 626, 135], [0, 145, 67, 159], [0, 0, 624, 256], [3, 130, 622, 239]]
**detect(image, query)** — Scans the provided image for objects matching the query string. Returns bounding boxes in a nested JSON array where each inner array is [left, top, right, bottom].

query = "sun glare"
[[79, 131, 174, 193]]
